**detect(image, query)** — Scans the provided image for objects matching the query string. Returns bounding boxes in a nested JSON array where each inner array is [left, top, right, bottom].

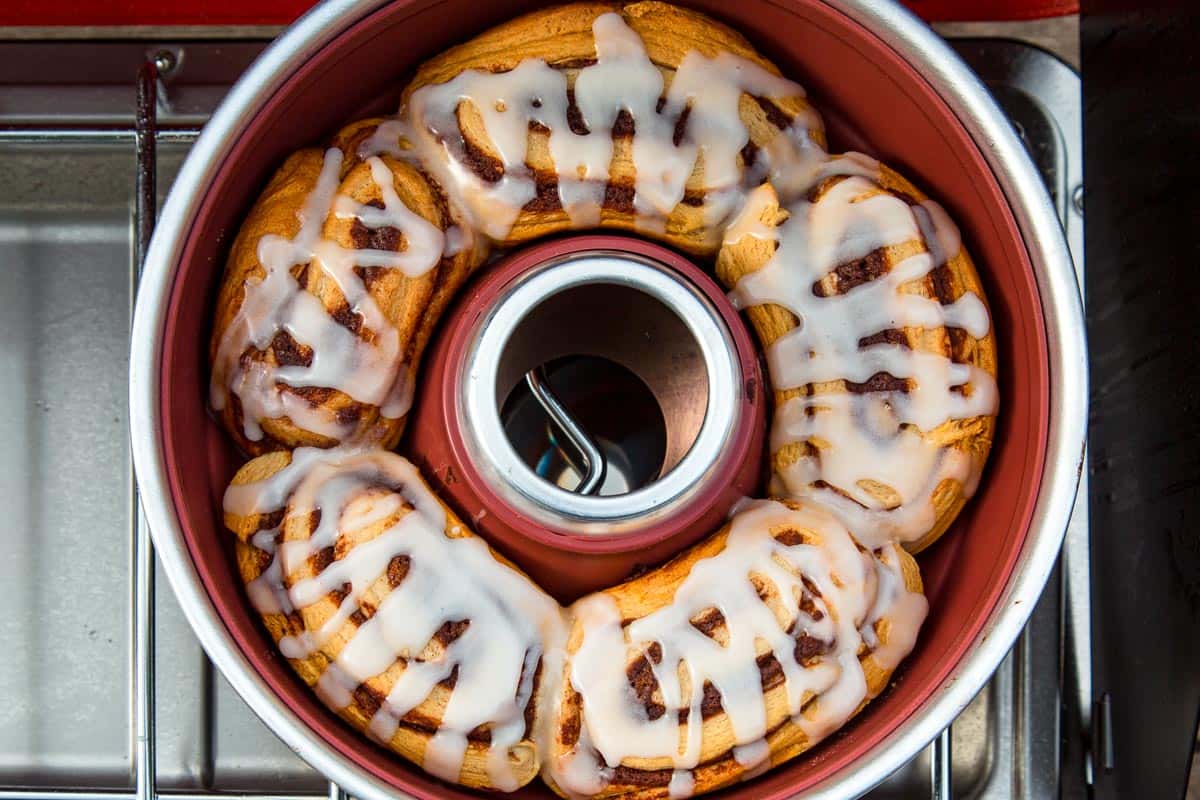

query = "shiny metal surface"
[[134, 57, 159, 800], [0, 148, 136, 790], [523, 365, 609, 496], [931, 729, 952, 800], [461, 251, 738, 532]]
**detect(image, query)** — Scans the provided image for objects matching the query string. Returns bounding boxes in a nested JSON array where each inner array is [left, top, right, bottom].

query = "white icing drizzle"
[[210, 148, 445, 443], [732, 737, 771, 780], [724, 178, 998, 548], [547, 500, 927, 794], [226, 447, 567, 791], [384, 12, 817, 243], [668, 768, 696, 798]]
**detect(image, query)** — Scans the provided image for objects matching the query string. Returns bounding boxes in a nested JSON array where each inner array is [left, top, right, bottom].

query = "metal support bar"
[[931, 728, 952, 800], [0, 128, 201, 144], [132, 55, 161, 800]]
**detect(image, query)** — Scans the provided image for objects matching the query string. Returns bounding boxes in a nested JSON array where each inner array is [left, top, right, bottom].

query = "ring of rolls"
[[210, 3, 998, 798]]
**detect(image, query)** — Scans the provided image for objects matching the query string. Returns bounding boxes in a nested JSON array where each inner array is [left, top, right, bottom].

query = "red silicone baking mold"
[[157, 1, 1049, 797]]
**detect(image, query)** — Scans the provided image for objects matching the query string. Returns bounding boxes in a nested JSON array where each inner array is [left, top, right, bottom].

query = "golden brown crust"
[[401, 1, 824, 255], [208, 136, 488, 456], [541, 498, 924, 799], [715, 165, 998, 554], [226, 451, 542, 790]]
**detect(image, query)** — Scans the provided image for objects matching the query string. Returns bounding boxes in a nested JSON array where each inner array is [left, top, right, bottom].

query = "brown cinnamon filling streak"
[[270, 330, 313, 368], [603, 182, 636, 214], [329, 302, 365, 336], [349, 218, 404, 253], [525, 171, 561, 213], [348, 601, 378, 627], [844, 372, 911, 394], [621, 600, 835, 722], [524, 657, 543, 740], [387, 554, 411, 588], [447, 83, 801, 216], [690, 607, 725, 639], [626, 643, 665, 721], [251, 508, 286, 534], [814, 248, 889, 297], [583, 627, 838, 790], [461, 133, 505, 183], [857, 328, 909, 350], [672, 106, 691, 147], [753, 95, 793, 131], [434, 618, 471, 647], [285, 385, 333, 406], [327, 581, 351, 608], [561, 687, 583, 747], [441, 663, 460, 689], [566, 88, 590, 135], [772, 528, 805, 547], [311, 545, 335, 574], [351, 681, 495, 743], [740, 140, 759, 169], [347, 653, 545, 748], [353, 265, 390, 292]]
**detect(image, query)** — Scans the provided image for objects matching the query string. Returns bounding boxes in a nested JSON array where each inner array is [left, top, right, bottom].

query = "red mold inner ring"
[[155, 1, 1050, 798], [405, 235, 767, 601]]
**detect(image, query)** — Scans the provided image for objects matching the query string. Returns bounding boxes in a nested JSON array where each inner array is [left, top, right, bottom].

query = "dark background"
[[1082, 2, 1200, 798]]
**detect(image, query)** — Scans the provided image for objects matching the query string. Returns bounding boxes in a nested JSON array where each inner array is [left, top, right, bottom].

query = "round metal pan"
[[129, 1, 1087, 797]]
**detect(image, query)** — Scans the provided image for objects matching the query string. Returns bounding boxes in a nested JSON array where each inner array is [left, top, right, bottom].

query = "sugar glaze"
[[725, 179, 998, 547], [226, 447, 567, 791], [546, 499, 927, 794], [210, 151, 447, 444]]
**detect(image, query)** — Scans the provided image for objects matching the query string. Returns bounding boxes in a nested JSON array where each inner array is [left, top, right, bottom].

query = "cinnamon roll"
[[209, 145, 487, 455], [223, 447, 567, 791], [715, 164, 999, 553], [373, 1, 826, 255], [542, 498, 927, 799]]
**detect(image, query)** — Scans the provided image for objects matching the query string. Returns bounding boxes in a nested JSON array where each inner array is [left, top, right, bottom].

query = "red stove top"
[[0, 0, 1078, 26]]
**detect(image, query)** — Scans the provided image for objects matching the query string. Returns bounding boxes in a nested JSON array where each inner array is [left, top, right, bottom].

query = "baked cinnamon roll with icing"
[[209, 145, 487, 455], [716, 164, 999, 553], [542, 499, 927, 799], [366, 1, 826, 254], [223, 447, 567, 791]]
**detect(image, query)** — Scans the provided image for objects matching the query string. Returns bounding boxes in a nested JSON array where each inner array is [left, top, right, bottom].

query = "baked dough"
[[541, 498, 926, 799], [394, 1, 824, 254], [209, 147, 487, 455], [224, 447, 565, 792], [716, 165, 999, 553]]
